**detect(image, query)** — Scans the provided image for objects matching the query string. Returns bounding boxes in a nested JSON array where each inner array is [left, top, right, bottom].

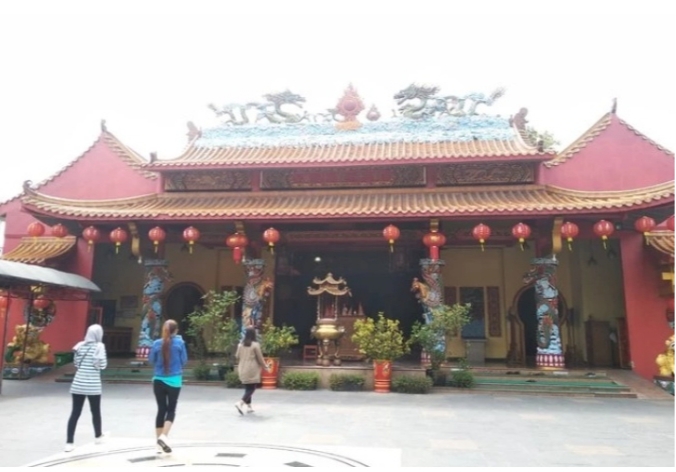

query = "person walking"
[[235, 327, 269, 415], [65, 324, 108, 452], [149, 319, 188, 454]]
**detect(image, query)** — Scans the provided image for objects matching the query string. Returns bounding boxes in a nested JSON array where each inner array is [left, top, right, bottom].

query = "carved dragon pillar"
[[412, 259, 446, 365], [522, 256, 564, 369], [241, 259, 273, 339], [136, 259, 172, 360]]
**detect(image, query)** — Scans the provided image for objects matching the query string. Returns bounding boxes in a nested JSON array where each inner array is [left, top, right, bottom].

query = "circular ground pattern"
[[29, 442, 371, 467]]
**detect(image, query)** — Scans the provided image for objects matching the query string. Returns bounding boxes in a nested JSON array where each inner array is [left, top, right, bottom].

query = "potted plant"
[[410, 303, 472, 385], [259, 319, 299, 389], [186, 289, 240, 381], [351, 312, 409, 393]]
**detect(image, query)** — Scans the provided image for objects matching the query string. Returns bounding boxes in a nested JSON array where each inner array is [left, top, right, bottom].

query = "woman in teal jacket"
[[149, 319, 188, 454]]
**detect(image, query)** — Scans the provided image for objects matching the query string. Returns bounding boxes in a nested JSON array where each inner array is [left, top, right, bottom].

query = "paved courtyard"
[[0, 377, 673, 467]]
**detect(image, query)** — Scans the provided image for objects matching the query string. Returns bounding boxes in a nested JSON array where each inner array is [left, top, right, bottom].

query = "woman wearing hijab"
[[65, 324, 108, 452], [149, 319, 188, 454]]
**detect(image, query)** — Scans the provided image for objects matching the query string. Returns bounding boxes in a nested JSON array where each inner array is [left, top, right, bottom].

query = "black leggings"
[[153, 379, 181, 428], [67, 394, 102, 443], [242, 383, 256, 405]]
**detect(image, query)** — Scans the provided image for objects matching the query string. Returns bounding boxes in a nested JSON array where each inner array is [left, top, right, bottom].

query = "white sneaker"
[[157, 434, 172, 453], [64, 443, 75, 453], [95, 432, 109, 445], [234, 401, 245, 416], [246, 404, 254, 414], [156, 444, 164, 454]]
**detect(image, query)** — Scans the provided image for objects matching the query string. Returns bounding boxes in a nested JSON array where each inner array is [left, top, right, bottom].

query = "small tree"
[[525, 126, 560, 151], [259, 319, 299, 358], [351, 312, 410, 361], [185, 289, 240, 366], [410, 303, 472, 372]]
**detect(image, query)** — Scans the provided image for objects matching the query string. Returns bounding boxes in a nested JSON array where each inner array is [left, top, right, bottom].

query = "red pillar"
[[619, 232, 672, 380]]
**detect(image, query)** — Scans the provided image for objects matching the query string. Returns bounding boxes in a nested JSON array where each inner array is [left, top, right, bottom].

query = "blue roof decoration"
[[194, 115, 519, 149]]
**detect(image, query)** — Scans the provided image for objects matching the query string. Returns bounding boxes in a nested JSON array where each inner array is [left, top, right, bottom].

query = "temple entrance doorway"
[[165, 283, 204, 350], [274, 248, 425, 360], [512, 286, 568, 367]]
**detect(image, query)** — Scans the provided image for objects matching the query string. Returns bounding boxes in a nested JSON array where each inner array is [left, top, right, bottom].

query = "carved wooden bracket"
[[552, 216, 563, 254], [128, 222, 141, 261]]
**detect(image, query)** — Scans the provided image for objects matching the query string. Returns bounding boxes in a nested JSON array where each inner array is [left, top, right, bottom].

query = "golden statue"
[[656, 334, 674, 377], [4, 324, 50, 364]]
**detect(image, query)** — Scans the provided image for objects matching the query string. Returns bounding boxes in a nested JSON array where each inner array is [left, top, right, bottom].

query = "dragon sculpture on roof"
[[394, 84, 506, 119], [209, 90, 312, 125]]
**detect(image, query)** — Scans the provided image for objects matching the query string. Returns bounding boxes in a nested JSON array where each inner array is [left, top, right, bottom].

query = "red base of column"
[[536, 353, 565, 368]]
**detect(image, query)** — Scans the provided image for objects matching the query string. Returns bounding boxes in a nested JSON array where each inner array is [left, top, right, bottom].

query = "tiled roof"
[[1, 236, 77, 265], [646, 230, 674, 257], [20, 182, 674, 221], [0, 129, 155, 209], [545, 113, 675, 168], [146, 116, 550, 168]]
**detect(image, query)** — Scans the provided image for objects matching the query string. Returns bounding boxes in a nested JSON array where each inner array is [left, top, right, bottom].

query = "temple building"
[[0, 85, 673, 382]]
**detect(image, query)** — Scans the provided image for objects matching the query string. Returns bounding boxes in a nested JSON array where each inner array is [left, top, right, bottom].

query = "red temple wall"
[[1, 239, 95, 362], [619, 232, 672, 380], [541, 118, 674, 191]]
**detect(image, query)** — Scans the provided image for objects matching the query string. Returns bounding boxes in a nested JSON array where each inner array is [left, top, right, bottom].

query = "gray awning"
[[0, 260, 100, 292]]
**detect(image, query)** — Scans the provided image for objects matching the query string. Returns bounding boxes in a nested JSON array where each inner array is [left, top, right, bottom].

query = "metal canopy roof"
[[0, 260, 100, 293]]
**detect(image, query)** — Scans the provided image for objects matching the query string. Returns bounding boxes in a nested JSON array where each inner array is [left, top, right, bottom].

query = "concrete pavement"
[[0, 376, 673, 467]]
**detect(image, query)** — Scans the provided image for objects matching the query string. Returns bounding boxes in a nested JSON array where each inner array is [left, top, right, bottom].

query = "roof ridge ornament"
[[509, 108, 528, 132], [611, 97, 617, 115], [100, 119, 107, 132], [334, 84, 365, 131], [394, 84, 506, 119]]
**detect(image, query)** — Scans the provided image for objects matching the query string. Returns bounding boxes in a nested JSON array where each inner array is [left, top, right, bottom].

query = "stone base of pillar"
[[536, 353, 565, 368], [136, 346, 150, 360]]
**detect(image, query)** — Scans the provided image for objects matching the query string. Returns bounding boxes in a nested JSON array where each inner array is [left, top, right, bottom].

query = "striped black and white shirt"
[[70, 342, 107, 396]]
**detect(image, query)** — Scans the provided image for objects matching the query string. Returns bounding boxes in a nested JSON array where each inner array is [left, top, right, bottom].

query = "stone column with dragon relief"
[[241, 259, 273, 340], [522, 255, 565, 368], [411, 259, 446, 366], [136, 259, 172, 360]]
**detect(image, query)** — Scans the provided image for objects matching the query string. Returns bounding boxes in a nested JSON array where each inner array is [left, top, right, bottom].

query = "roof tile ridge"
[[0, 132, 107, 209], [21, 185, 159, 206], [615, 115, 675, 157], [101, 130, 158, 179], [543, 112, 613, 168], [545, 180, 675, 197]]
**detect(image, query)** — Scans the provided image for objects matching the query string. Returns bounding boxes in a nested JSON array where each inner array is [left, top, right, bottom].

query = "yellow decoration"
[[656, 335, 674, 377], [5, 324, 50, 364]]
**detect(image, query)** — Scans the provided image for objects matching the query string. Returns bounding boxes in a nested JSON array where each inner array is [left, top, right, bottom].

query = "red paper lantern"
[[593, 219, 615, 250], [226, 233, 249, 264], [634, 216, 656, 245], [82, 226, 101, 252], [148, 226, 166, 253], [382, 225, 401, 253], [511, 222, 531, 251], [667, 216, 675, 232], [27, 221, 45, 239], [423, 231, 447, 261], [110, 227, 129, 254], [263, 227, 281, 254], [51, 223, 69, 238], [472, 223, 491, 251], [33, 295, 51, 310], [560, 221, 580, 251], [182, 226, 200, 254]]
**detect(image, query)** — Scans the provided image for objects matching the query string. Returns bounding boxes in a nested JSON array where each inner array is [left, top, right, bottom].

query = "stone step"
[[472, 382, 630, 393]]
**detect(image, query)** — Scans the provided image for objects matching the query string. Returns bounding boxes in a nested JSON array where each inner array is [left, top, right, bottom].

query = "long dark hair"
[[162, 319, 178, 374], [243, 327, 256, 347]]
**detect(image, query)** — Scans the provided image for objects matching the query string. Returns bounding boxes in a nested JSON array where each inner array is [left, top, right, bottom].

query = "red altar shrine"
[[0, 85, 673, 382]]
